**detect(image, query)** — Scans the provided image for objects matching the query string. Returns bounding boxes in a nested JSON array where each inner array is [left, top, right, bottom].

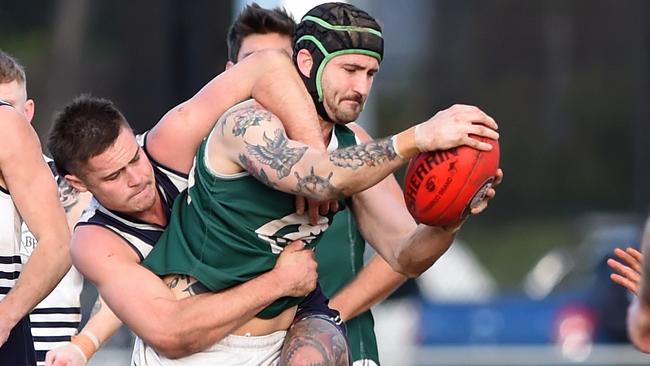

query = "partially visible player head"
[[0, 49, 34, 122], [226, 2, 296, 68], [293, 2, 383, 124], [48, 95, 157, 214]]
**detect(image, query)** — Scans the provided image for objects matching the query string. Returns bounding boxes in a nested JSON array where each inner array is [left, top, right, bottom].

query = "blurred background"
[[1, 0, 649, 365]]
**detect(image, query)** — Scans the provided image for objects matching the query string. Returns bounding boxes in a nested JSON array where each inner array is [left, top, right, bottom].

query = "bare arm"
[[0, 108, 70, 343], [213, 102, 499, 202], [45, 296, 124, 366], [329, 256, 406, 321], [326, 124, 407, 321], [147, 49, 324, 174], [71, 226, 316, 358]]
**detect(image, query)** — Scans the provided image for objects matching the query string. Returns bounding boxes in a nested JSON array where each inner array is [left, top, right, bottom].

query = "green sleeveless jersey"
[[144, 124, 356, 318], [317, 209, 380, 364]]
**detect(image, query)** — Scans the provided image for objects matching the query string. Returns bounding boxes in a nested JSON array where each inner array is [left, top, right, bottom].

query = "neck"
[[319, 115, 335, 146], [131, 188, 167, 227]]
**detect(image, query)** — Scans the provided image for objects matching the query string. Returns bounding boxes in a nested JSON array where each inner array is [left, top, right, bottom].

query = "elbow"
[[146, 325, 196, 359], [140, 305, 196, 359], [147, 332, 183, 359], [391, 260, 428, 279], [394, 227, 456, 277], [394, 246, 444, 277], [296, 168, 347, 202]]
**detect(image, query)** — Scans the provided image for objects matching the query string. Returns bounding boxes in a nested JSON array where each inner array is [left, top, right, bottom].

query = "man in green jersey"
[[144, 3, 500, 365], [222, 4, 404, 365]]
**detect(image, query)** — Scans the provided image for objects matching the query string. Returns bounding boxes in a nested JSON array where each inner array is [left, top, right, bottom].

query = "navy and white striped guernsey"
[[21, 157, 84, 365], [76, 133, 188, 261]]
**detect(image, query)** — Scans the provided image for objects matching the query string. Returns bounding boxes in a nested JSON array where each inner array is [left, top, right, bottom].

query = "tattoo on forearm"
[[165, 275, 209, 296], [239, 154, 277, 188], [246, 129, 308, 179], [294, 167, 342, 199], [329, 137, 397, 170], [225, 105, 272, 137]]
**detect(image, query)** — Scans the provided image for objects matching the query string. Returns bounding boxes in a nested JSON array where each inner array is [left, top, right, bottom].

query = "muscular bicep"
[[214, 101, 342, 199], [347, 123, 417, 264], [71, 227, 176, 343], [214, 103, 406, 203]]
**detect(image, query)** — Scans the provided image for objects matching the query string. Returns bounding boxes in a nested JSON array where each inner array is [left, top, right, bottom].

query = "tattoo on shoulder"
[[165, 275, 209, 296], [329, 137, 398, 170], [245, 129, 308, 179], [294, 167, 343, 199], [225, 105, 272, 137], [239, 154, 277, 188]]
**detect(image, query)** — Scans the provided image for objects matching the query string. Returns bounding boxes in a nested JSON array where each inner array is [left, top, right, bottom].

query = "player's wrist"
[[261, 268, 287, 297], [70, 330, 100, 361], [393, 126, 420, 159], [0, 297, 24, 327]]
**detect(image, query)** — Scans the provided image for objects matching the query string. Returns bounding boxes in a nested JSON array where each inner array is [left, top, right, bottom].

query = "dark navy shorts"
[[0, 316, 36, 366], [295, 283, 347, 336]]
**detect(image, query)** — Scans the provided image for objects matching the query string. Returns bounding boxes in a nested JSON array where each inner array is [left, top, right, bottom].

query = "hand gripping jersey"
[[144, 124, 357, 318]]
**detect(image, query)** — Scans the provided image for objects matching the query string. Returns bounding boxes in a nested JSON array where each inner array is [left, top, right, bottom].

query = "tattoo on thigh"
[[280, 318, 349, 366], [246, 129, 308, 179], [329, 137, 397, 169]]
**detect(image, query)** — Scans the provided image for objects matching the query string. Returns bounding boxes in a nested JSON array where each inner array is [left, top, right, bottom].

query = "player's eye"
[[105, 172, 120, 181]]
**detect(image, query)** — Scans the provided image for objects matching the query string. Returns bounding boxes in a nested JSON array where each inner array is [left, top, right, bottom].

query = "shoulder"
[[0, 109, 42, 168], [72, 225, 135, 256], [0, 107, 30, 143], [71, 225, 140, 278], [222, 99, 272, 123], [218, 99, 282, 142]]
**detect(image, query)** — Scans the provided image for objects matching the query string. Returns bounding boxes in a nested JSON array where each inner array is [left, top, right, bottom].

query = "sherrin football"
[[403, 137, 500, 226]]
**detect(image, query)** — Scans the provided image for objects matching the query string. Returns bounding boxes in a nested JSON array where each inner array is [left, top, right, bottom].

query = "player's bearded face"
[[320, 54, 378, 124]]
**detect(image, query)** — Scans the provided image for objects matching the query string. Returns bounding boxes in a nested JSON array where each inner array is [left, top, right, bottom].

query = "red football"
[[403, 137, 500, 226]]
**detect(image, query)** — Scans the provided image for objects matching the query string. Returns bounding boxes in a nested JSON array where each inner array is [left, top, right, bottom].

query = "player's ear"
[[225, 60, 235, 71], [296, 49, 313, 78], [65, 174, 89, 193], [23, 99, 35, 124]]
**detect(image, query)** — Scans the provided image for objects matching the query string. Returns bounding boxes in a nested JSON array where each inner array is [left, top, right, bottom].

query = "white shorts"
[[130, 330, 286, 366]]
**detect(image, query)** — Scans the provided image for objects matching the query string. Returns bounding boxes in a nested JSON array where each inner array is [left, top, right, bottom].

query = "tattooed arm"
[[212, 100, 403, 200], [211, 101, 499, 201], [147, 49, 324, 175]]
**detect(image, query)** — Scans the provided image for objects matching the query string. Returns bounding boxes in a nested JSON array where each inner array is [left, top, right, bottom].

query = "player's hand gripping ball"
[[404, 136, 500, 226]]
